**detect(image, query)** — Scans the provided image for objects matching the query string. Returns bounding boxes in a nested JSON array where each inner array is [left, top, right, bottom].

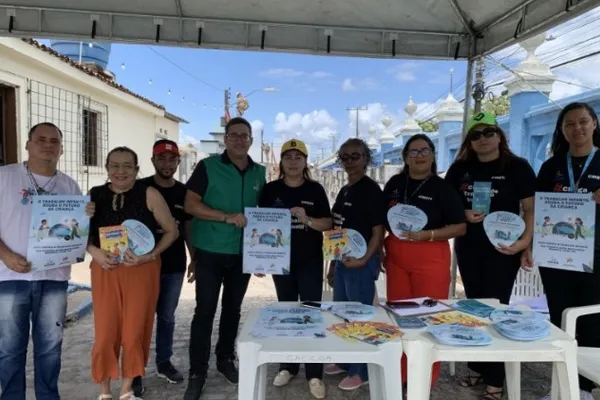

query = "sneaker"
[[131, 376, 144, 397], [323, 363, 345, 376], [308, 378, 326, 399], [183, 374, 207, 400], [338, 375, 368, 391], [217, 358, 239, 384], [157, 361, 184, 384], [273, 370, 294, 387]]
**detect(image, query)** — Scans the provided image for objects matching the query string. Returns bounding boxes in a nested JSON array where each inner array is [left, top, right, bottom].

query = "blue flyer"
[[472, 181, 492, 214]]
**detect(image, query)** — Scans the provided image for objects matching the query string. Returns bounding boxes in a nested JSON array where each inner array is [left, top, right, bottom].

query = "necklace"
[[24, 162, 57, 195], [404, 173, 430, 204]]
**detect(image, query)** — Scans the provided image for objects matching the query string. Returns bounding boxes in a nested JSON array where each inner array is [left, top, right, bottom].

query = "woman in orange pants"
[[87, 147, 178, 400], [382, 134, 466, 387]]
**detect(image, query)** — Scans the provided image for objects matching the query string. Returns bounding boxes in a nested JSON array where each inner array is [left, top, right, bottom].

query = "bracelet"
[[429, 230, 434, 242]]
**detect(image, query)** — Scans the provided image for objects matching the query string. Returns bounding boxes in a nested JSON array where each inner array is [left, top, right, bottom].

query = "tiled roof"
[[22, 38, 167, 111]]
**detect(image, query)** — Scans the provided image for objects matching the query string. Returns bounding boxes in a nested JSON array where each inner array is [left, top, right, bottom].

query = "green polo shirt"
[[186, 152, 266, 255]]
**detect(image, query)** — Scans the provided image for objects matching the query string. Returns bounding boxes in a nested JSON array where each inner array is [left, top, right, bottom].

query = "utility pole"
[[260, 128, 264, 163], [472, 58, 485, 114], [221, 88, 231, 127], [329, 132, 339, 153], [347, 105, 368, 138]]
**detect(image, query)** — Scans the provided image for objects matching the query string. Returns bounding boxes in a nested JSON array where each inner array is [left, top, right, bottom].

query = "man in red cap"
[[132, 139, 193, 395]]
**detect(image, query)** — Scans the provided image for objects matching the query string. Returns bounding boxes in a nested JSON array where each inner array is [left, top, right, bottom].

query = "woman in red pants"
[[383, 133, 466, 387]]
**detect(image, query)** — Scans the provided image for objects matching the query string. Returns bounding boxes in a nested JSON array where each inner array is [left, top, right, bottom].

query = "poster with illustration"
[[243, 207, 291, 274], [27, 195, 90, 270], [323, 229, 367, 261], [533, 192, 595, 273]]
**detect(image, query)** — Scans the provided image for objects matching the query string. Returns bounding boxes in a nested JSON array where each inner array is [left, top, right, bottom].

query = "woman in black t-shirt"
[[445, 113, 536, 400], [323, 138, 385, 392], [258, 139, 331, 399], [383, 134, 466, 387], [522, 102, 600, 400]]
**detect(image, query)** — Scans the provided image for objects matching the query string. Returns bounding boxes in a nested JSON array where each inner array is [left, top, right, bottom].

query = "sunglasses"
[[339, 152, 364, 162], [469, 127, 497, 141]]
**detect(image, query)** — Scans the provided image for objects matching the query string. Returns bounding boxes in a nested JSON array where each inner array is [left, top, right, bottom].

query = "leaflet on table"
[[242, 207, 291, 275], [533, 192, 595, 273], [387, 204, 428, 240], [250, 306, 326, 338], [483, 211, 526, 248], [420, 311, 488, 328], [380, 297, 452, 317], [327, 321, 402, 345], [472, 181, 492, 214], [452, 299, 496, 318], [323, 228, 367, 261], [27, 195, 90, 270]]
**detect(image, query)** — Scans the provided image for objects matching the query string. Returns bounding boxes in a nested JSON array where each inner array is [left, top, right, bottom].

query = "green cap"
[[466, 111, 497, 132]]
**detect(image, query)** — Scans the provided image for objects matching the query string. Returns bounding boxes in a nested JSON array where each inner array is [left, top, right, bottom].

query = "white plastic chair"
[[550, 303, 600, 399]]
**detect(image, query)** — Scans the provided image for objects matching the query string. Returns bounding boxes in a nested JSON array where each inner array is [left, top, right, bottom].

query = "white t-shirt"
[[0, 163, 82, 282]]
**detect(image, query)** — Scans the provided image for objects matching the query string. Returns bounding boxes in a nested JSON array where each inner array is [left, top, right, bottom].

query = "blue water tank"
[[50, 41, 112, 69]]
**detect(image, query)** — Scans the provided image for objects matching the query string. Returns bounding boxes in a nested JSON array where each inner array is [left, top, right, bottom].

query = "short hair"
[[225, 117, 252, 135], [154, 138, 178, 148], [106, 146, 139, 167], [28, 122, 63, 140]]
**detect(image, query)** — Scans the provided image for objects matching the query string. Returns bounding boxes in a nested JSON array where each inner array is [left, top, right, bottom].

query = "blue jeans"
[[0, 280, 68, 400], [333, 254, 379, 382], [155, 273, 185, 366]]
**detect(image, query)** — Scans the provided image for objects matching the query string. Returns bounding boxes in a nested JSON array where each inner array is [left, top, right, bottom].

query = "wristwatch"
[[307, 218, 313, 228]]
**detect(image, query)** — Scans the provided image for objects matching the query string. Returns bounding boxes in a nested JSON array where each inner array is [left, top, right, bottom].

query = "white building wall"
[[0, 38, 180, 191]]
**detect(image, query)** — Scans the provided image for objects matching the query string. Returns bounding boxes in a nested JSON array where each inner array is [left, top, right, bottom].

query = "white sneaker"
[[538, 389, 594, 400], [273, 370, 294, 387], [309, 378, 326, 399]]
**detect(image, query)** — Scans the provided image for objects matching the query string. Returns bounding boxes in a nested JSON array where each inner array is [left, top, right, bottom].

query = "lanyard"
[[403, 174, 430, 205], [567, 147, 597, 193]]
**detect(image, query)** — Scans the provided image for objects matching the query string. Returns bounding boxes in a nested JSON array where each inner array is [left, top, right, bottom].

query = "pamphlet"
[[250, 306, 326, 339], [428, 324, 492, 346], [323, 228, 367, 261], [420, 311, 488, 328], [452, 299, 496, 318], [387, 204, 428, 239], [472, 181, 492, 214], [327, 321, 402, 345], [483, 211, 526, 247], [99, 226, 128, 263]]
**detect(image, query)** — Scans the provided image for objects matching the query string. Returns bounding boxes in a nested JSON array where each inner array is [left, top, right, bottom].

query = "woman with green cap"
[[445, 112, 537, 400], [258, 138, 332, 399]]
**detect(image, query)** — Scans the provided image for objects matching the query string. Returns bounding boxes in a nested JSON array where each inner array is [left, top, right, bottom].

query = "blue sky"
[[39, 6, 600, 161]]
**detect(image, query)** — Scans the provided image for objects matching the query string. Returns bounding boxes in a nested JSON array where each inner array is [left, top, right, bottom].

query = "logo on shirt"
[[552, 183, 589, 193], [491, 176, 505, 180], [588, 175, 600, 180], [20, 187, 36, 205], [418, 195, 433, 201], [300, 200, 314, 206], [273, 197, 285, 207], [175, 204, 184, 210], [253, 181, 261, 192]]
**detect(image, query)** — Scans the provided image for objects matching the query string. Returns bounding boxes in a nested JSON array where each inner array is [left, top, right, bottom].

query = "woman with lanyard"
[[258, 139, 332, 399], [324, 138, 386, 392], [445, 112, 536, 400], [382, 134, 466, 389], [522, 102, 600, 400], [87, 147, 178, 400]]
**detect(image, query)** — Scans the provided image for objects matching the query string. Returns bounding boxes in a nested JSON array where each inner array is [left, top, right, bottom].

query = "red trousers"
[[384, 235, 451, 386]]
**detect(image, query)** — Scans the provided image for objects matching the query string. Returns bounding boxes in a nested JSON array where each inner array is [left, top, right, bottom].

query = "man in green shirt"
[[184, 117, 266, 400]]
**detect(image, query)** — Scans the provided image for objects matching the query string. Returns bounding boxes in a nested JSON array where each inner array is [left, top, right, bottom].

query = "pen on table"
[[331, 311, 350, 323]]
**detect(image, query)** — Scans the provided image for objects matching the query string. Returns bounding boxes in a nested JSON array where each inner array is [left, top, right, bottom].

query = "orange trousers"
[[384, 235, 451, 386], [90, 259, 161, 383]]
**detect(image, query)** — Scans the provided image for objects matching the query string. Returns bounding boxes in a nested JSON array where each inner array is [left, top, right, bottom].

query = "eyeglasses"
[[407, 148, 432, 158], [226, 132, 252, 143], [339, 152, 364, 162], [469, 127, 497, 141], [107, 163, 136, 172]]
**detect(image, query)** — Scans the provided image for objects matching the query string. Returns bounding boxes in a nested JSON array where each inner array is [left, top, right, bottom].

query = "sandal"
[[460, 374, 485, 387], [98, 395, 113, 400], [482, 388, 503, 400], [119, 392, 140, 400]]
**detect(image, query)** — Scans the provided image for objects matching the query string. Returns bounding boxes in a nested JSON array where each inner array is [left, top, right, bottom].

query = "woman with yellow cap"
[[258, 138, 332, 399], [445, 112, 536, 400]]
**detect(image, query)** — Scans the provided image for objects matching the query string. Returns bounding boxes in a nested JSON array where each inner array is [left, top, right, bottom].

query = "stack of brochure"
[[331, 304, 376, 321], [452, 299, 496, 318], [492, 318, 550, 341], [489, 308, 547, 323], [427, 324, 493, 346], [327, 321, 402, 345]]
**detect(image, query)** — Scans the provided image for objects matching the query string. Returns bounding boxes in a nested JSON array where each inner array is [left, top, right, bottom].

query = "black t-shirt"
[[332, 176, 386, 245], [444, 155, 536, 245], [537, 151, 600, 258], [383, 172, 465, 232], [259, 179, 331, 266], [139, 176, 191, 274]]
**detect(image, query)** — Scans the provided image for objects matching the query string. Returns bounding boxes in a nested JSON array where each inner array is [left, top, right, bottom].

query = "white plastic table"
[[402, 299, 579, 400], [237, 301, 403, 400]]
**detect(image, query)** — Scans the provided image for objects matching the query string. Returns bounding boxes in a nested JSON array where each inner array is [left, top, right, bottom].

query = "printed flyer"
[[99, 225, 129, 263], [483, 211, 526, 248], [27, 195, 90, 270], [472, 181, 492, 214], [533, 192, 595, 273], [387, 204, 428, 240], [243, 207, 291, 275], [250, 306, 326, 338], [323, 228, 367, 261]]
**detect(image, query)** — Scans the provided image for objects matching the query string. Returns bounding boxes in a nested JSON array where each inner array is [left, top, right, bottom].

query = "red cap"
[[153, 141, 179, 156]]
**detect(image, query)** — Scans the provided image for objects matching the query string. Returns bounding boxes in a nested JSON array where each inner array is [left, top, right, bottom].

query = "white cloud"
[[180, 134, 200, 145], [387, 61, 420, 82], [311, 71, 334, 78], [395, 71, 416, 82], [341, 77, 379, 92], [260, 68, 334, 79], [249, 120, 265, 161]]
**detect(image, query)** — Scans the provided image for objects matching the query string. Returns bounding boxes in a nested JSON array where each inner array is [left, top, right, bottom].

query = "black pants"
[[539, 266, 600, 392], [272, 258, 324, 380], [455, 239, 521, 388], [188, 249, 251, 375]]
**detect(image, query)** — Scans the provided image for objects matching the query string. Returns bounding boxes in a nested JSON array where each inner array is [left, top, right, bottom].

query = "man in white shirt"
[[0, 122, 93, 400]]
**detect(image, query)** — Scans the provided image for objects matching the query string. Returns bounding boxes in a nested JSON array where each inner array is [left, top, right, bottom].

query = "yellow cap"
[[281, 139, 308, 157]]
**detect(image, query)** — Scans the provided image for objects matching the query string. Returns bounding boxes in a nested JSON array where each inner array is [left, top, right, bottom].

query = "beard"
[[156, 169, 175, 179]]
